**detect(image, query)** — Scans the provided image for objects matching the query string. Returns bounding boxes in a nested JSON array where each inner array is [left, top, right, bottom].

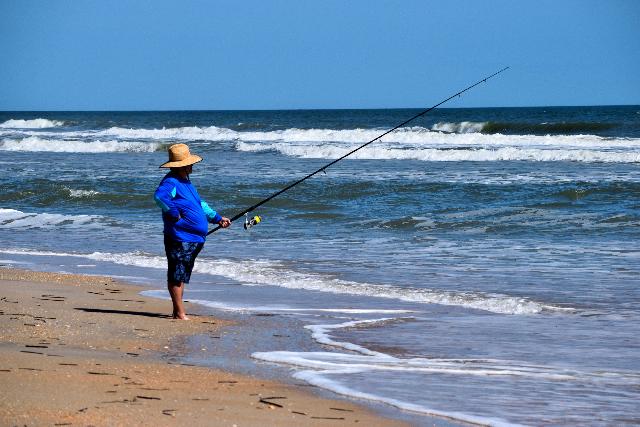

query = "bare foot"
[[173, 312, 190, 320]]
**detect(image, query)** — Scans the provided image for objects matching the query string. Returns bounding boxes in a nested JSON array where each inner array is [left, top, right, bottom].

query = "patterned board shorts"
[[164, 236, 204, 284]]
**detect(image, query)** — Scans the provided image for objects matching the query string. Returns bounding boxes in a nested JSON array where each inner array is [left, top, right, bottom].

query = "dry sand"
[[0, 268, 409, 426]]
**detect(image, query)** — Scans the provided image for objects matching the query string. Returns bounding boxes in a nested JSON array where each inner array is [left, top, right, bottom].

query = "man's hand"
[[218, 217, 231, 228]]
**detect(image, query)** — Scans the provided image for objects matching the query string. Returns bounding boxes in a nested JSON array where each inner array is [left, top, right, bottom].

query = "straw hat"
[[159, 143, 203, 168]]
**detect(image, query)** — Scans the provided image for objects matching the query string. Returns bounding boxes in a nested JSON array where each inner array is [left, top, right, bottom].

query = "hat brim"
[[159, 154, 203, 168]]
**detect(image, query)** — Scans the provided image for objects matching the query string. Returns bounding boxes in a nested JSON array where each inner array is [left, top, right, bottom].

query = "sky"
[[1, 0, 638, 111]]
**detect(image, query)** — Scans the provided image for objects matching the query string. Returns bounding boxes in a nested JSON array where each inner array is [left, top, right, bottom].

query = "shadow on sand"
[[75, 307, 171, 319]]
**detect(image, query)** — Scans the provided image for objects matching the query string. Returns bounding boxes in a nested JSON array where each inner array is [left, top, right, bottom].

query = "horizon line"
[[1, 103, 639, 114]]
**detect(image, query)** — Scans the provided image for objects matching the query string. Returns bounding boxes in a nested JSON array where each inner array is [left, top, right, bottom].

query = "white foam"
[[141, 290, 415, 315], [226, 125, 636, 149], [85, 125, 408, 144], [0, 118, 64, 129], [237, 142, 640, 163], [252, 317, 638, 425], [0, 248, 573, 315], [6, 124, 639, 149], [225, 126, 638, 149], [291, 368, 515, 427], [64, 187, 101, 198], [306, 319, 399, 357], [432, 121, 486, 133], [254, 338, 640, 385], [269, 308, 413, 314], [0, 208, 103, 229], [2, 125, 235, 142], [0, 248, 79, 258], [3, 123, 638, 162], [97, 125, 238, 141], [0, 136, 161, 153], [190, 258, 571, 315], [218, 126, 640, 163]]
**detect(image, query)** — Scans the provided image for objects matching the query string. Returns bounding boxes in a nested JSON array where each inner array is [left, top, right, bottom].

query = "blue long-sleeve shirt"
[[154, 171, 222, 243]]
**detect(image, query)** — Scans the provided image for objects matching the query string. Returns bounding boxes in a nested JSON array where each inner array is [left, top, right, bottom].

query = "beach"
[[2, 0, 639, 423], [1, 108, 639, 425], [0, 267, 408, 426]]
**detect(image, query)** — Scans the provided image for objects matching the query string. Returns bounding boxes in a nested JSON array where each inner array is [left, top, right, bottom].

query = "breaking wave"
[[0, 208, 104, 229], [0, 248, 574, 315], [3, 122, 637, 163], [432, 121, 618, 135], [0, 136, 162, 153], [96, 125, 238, 141], [228, 129, 639, 149], [65, 188, 101, 198], [432, 121, 486, 133], [5, 123, 638, 148], [91, 122, 631, 145], [0, 118, 65, 129], [236, 142, 640, 163]]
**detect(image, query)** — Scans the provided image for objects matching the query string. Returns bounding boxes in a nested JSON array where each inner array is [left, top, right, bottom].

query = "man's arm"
[[154, 179, 180, 220], [200, 200, 223, 224], [201, 200, 231, 228]]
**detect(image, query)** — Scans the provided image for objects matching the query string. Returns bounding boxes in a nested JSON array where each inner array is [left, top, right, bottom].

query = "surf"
[[0, 136, 162, 153], [0, 118, 65, 129]]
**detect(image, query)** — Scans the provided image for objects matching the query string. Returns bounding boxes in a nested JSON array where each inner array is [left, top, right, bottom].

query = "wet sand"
[[0, 268, 408, 426]]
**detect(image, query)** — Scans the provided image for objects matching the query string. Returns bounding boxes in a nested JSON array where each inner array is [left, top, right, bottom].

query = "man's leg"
[[168, 281, 189, 320]]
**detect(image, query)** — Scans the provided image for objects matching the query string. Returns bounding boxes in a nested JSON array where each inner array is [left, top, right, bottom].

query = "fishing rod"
[[208, 66, 509, 235]]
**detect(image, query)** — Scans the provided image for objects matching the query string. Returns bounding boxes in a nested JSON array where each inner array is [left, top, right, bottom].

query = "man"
[[154, 143, 231, 320]]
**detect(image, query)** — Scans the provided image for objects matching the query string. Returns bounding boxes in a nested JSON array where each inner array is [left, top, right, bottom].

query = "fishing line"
[[208, 66, 510, 235]]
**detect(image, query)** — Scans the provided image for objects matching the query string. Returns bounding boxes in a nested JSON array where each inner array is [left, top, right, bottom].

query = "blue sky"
[[1, 0, 638, 110]]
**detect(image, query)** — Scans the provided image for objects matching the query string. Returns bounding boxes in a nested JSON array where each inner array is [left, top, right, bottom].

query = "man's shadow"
[[75, 307, 171, 318]]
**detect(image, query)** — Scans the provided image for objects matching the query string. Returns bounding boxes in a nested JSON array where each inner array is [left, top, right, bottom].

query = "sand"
[[0, 268, 409, 426]]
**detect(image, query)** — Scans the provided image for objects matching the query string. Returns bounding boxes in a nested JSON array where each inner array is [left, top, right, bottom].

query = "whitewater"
[[1, 106, 639, 425], [2, 119, 639, 164]]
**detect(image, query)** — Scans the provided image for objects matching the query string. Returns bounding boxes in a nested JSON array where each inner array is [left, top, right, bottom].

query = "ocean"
[[1, 106, 639, 426]]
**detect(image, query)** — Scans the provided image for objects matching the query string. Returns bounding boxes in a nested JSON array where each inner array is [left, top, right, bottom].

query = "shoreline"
[[0, 267, 408, 426]]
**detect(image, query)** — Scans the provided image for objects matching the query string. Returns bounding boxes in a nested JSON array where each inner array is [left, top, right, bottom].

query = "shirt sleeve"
[[201, 200, 223, 224], [154, 178, 180, 220]]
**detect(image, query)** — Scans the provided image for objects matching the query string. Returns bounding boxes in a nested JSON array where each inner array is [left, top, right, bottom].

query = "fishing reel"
[[244, 213, 262, 230]]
